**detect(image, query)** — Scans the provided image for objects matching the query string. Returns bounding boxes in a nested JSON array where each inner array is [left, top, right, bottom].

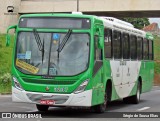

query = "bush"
[[0, 73, 12, 93], [0, 73, 11, 85]]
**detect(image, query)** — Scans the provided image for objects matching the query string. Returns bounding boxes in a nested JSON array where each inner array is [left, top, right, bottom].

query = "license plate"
[[40, 100, 55, 105]]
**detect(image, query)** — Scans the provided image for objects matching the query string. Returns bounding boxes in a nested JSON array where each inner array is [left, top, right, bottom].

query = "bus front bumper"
[[12, 87, 92, 107]]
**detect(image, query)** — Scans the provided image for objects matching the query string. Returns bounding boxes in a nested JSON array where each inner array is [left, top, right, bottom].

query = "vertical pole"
[[77, 0, 79, 12]]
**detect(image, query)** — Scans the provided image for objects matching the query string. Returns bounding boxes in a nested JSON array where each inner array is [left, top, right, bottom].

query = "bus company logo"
[[45, 86, 50, 91]]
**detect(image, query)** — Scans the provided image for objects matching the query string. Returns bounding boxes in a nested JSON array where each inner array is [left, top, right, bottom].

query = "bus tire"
[[123, 81, 141, 104], [93, 89, 107, 113], [123, 97, 130, 104], [131, 81, 141, 104], [36, 104, 49, 111]]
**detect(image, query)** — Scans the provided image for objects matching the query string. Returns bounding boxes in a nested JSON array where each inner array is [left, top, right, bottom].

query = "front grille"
[[26, 93, 69, 104], [22, 78, 76, 85]]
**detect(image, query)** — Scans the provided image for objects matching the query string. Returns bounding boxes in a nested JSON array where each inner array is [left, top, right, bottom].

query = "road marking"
[[137, 107, 150, 111], [25, 110, 38, 112]]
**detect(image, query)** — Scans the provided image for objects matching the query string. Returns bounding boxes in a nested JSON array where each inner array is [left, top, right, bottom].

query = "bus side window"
[[149, 40, 153, 60], [113, 31, 121, 59], [130, 35, 137, 60], [122, 33, 129, 59], [104, 28, 112, 58], [137, 37, 143, 60], [94, 36, 102, 61], [143, 39, 149, 60]]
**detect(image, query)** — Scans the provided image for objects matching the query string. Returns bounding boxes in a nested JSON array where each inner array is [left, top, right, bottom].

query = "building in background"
[[0, 0, 78, 33], [143, 23, 160, 35], [1, 0, 160, 33], [0, 0, 21, 33]]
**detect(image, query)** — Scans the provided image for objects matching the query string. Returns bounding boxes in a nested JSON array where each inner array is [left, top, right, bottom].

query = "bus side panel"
[[123, 60, 154, 97], [104, 60, 120, 101], [91, 67, 105, 106], [139, 61, 154, 93], [91, 60, 120, 105]]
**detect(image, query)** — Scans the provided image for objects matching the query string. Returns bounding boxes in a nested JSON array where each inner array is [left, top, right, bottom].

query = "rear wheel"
[[93, 90, 108, 113], [123, 81, 141, 104], [36, 104, 49, 111], [131, 82, 141, 104]]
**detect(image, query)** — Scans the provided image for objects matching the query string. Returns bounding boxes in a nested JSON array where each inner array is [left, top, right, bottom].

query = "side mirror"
[[6, 25, 17, 46]]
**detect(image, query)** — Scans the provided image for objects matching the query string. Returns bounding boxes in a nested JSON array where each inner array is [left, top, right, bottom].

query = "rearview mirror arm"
[[6, 25, 17, 46]]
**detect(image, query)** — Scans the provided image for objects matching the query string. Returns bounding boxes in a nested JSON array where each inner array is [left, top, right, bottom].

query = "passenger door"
[[92, 24, 105, 105]]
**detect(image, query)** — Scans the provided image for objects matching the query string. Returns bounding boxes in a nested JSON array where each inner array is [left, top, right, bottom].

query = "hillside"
[[0, 34, 13, 93], [154, 35, 160, 85]]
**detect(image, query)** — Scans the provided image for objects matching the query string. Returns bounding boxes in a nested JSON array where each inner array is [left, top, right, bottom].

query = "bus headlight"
[[13, 77, 23, 91], [74, 79, 89, 94]]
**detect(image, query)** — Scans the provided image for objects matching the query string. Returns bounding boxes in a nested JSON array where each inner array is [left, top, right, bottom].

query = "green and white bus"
[[6, 13, 154, 113]]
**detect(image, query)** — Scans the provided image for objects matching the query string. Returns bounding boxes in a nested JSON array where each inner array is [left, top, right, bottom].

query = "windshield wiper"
[[33, 28, 45, 63], [57, 29, 72, 62], [57, 29, 72, 53]]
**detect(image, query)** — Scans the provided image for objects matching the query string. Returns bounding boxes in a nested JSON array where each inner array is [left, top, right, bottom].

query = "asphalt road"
[[0, 86, 160, 120]]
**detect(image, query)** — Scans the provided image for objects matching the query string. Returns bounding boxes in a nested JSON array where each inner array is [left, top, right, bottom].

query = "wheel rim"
[[137, 85, 140, 101]]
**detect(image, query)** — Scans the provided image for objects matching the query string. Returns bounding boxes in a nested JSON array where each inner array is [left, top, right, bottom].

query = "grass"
[[154, 35, 160, 74], [0, 34, 14, 75], [153, 35, 160, 86], [154, 35, 160, 60], [0, 34, 14, 93], [0, 81, 11, 93]]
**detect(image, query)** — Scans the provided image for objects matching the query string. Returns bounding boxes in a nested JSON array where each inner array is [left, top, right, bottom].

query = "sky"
[[149, 18, 160, 27]]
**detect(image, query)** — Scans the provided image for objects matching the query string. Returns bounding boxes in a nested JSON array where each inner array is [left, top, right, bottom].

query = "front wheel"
[[93, 90, 107, 113], [36, 104, 49, 111]]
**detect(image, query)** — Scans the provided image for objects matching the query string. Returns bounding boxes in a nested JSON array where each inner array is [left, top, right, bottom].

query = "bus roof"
[[19, 13, 154, 40], [99, 17, 146, 37]]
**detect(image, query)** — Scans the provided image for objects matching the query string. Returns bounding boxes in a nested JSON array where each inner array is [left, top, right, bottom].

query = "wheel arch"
[[105, 79, 112, 101]]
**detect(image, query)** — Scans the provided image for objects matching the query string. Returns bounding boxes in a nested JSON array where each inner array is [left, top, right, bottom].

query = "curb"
[[0, 93, 11, 95], [152, 86, 160, 91]]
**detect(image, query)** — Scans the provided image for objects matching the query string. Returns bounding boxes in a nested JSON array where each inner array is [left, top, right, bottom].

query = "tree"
[[121, 18, 150, 29]]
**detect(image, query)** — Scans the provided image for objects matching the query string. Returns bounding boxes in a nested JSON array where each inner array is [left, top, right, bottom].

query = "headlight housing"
[[74, 79, 89, 94], [13, 77, 23, 91]]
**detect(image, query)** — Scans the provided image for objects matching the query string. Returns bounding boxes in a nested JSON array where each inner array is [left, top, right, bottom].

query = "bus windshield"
[[16, 32, 90, 76]]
